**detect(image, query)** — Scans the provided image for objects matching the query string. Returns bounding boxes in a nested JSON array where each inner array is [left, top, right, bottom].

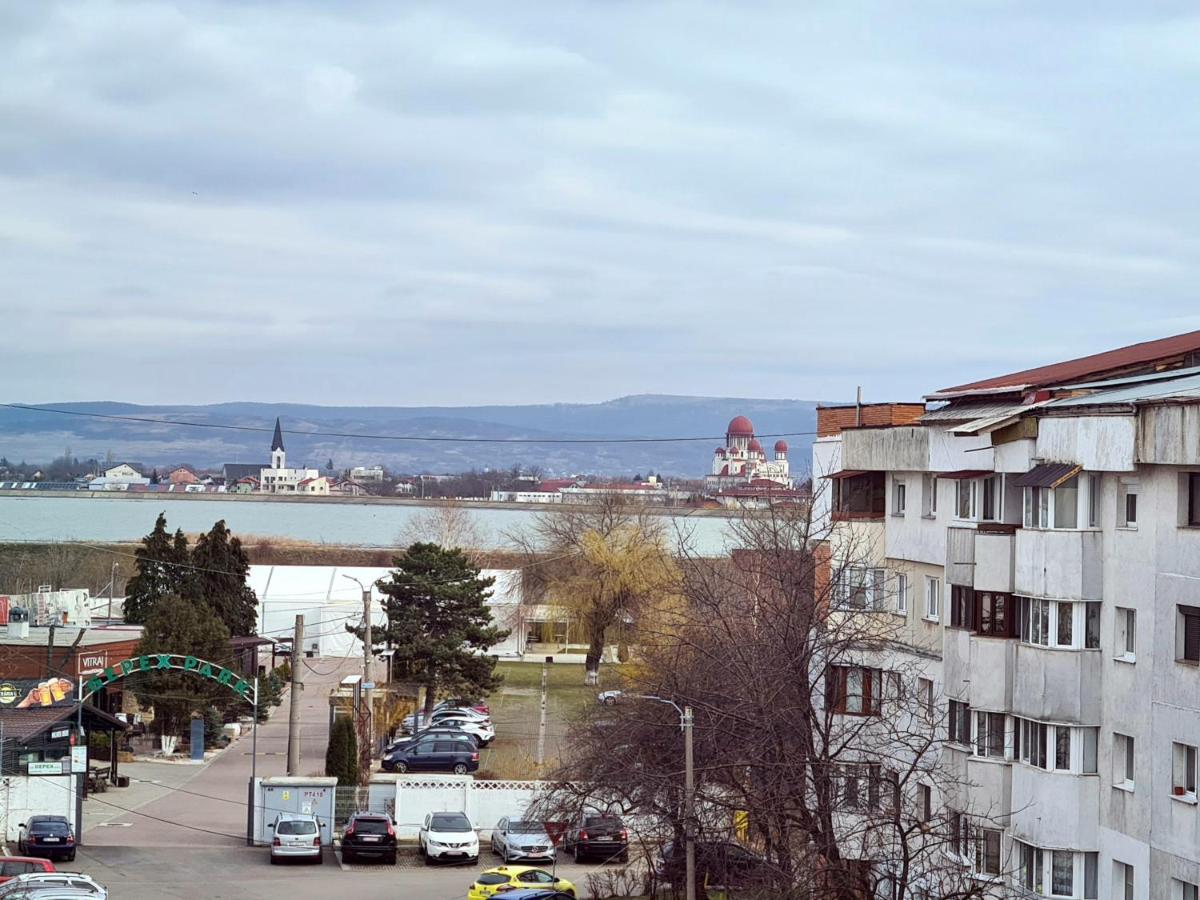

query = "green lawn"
[[478, 661, 623, 780]]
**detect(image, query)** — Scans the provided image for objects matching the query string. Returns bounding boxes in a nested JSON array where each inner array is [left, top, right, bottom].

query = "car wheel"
[[314, 852, 324, 865], [424, 852, 435, 866], [269, 855, 278, 865], [395, 762, 408, 774], [604, 696, 616, 705], [385, 852, 396, 865], [67, 851, 76, 862], [453, 763, 468, 775]]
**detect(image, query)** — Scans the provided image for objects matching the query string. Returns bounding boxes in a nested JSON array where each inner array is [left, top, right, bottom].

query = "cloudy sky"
[[3, 2, 1199, 407]]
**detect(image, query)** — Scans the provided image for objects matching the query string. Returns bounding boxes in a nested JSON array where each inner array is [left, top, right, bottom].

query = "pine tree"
[[149, 469, 160, 484], [123, 513, 191, 624], [324, 716, 358, 784], [131, 597, 232, 738], [353, 543, 508, 720], [187, 520, 258, 636]]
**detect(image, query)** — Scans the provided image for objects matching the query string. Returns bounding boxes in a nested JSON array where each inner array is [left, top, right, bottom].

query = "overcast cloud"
[[2, 1, 1199, 407]]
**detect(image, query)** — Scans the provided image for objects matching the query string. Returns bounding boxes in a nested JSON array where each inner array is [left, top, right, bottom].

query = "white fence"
[[373, 775, 541, 840]]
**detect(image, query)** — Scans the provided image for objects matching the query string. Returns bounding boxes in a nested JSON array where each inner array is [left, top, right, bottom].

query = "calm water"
[[0, 495, 735, 555]]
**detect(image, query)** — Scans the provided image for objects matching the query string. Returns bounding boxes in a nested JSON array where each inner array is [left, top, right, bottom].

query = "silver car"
[[269, 812, 323, 864], [0, 872, 106, 898], [491, 816, 556, 863]]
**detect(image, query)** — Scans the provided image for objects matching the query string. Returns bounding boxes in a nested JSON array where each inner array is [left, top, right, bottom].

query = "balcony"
[[967, 635, 1015, 712], [1010, 765, 1099, 849], [1011, 644, 1102, 724], [975, 524, 1017, 593], [965, 756, 1013, 821], [946, 527, 974, 587], [841, 425, 929, 471], [831, 471, 885, 522], [1014, 529, 1102, 601]]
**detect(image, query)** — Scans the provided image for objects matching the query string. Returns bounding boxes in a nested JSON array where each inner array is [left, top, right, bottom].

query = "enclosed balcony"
[[1014, 529, 1103, 601], [831, 471, 885, 522], [1012, 643, 1102, 723], [975, 523, 1017, 593], [1010, 765, 1099, 850]]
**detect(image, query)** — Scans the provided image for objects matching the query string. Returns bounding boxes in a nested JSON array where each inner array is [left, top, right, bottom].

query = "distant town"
[[0, 414, 812, 511]]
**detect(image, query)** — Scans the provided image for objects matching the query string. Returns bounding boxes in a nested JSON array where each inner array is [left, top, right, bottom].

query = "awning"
[[1013, 463, 1081, 489], [935, 470, 993, 480], [827, 470, 870, 480]]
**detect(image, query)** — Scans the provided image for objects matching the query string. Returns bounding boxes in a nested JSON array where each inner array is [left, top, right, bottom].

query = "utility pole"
[[106, 562, 118, 622], [535, 657, 549, 767], [683, 705, 695, 900], [361, 585, 373, 757], [285, 615, 303, 776]]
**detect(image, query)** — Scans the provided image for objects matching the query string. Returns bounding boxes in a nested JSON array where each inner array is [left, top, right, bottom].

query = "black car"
[[655, 840, 772, 888], [341, 812, 397, 864], [563, 814, 628, 863], [17, 816, 76, 862], [381, 739, 479, 774]]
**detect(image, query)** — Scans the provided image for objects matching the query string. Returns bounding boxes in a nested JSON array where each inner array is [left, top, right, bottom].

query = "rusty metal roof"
[[1013, 463, 1081, 489], [928, 330, 1200, 400]]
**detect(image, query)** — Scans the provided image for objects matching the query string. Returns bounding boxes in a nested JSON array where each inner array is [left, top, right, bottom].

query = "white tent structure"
[[248, 565, 526, 660]]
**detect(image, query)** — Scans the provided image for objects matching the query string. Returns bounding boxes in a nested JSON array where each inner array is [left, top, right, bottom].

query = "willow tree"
[[519, 494, 681, 684]]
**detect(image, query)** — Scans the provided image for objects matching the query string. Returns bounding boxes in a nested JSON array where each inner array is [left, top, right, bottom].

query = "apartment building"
[[813, 331, 1200, 900]]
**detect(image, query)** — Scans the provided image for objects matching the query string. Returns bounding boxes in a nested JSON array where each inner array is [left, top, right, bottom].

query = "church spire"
[[271, 417, 285, 452]]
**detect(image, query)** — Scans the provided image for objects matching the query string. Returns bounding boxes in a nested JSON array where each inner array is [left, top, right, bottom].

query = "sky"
[[3, 1, 1200, 407]]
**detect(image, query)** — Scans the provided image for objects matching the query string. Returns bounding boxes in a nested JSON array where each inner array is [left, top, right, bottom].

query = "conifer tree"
[[187, 520, 258, 636], [123, 513, 190, 624]]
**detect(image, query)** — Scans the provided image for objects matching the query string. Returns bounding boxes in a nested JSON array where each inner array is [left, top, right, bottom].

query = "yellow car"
[[467, 865, 577, 899]]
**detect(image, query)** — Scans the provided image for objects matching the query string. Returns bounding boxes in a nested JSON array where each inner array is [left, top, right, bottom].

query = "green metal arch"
[[81, 654, 256, 703]]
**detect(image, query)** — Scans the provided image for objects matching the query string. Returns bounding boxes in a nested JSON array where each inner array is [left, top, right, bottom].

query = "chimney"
[[8, 607, 29, 639]]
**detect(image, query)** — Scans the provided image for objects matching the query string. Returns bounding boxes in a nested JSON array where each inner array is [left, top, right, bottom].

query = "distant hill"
[[0, 395, 828, 478]]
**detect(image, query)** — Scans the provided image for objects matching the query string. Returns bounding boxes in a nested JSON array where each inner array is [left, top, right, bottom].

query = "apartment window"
[[1178, 605, 1200, 663], [1018, 718, 1047, 769], [893, 479, 907, 516], [1017, 597, 1097, 649], [956, 480, 977, 520], [1113, 733, 1135, 790], [949, 811, 970, 859], [1085, 853, 1098, 900], [1086, 602, 1100, 649], [1116, 608, 1136, 661], [1115, 862, 1134, 900], [836, 567, 886, 611], [1014, 720, 1097, 774], [1054, 725, 1072, 770], [975, 827, 1002, 877], [1174, 881, 1198, 900], [948, 699, 971, 745], [950, 585, 975, 629], [1082, 727, 1098, 774], [1172, 742, 1197, 800], [1016, 841, 1044, 895], [1025, 485, 1050, 528], [1187, 473, 1200, 527], [916, 787, 936, 825], [896, 573, 908, 614], [827, 666, 883, 716], [974, 711, 1007, 759], [1057, 601, 1075, 646], [1055, 475, 1079, 528], [981, 475, 1000, 522], [1118, 481, 1138, 528], [1052, 849, 1075, 897], [976, 591, 1014, 638], [922, 474, 938, 517], [917, 677, 933, 719], [924, 576, 940, 621]]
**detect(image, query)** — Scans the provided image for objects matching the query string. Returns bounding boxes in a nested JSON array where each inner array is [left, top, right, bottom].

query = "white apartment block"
[[814, 331, 1200, 900]]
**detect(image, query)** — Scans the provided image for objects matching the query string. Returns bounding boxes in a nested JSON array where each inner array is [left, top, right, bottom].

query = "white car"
[[419, 811, 479, 865], [404, 708, 491, 732], [269, 812, 323, 864], [0, 872, 107, 897]]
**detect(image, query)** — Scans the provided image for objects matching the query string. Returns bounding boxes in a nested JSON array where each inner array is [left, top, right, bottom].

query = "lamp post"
[[639, 695, 695, 900], [106, 562, 119, 622]]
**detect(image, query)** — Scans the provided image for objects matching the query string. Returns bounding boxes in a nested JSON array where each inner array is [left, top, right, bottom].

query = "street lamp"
[[638, 695, 696, 900]]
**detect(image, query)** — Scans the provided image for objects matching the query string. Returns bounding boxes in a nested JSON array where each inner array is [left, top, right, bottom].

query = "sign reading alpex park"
[[82, 654, 254, 701]]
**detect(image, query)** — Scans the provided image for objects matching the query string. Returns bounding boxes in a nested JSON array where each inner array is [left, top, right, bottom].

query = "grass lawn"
[[479, 661, 624, 780]]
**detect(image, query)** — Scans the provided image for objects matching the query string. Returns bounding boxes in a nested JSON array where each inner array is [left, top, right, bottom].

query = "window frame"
[[1172, 741, 1197, 801], [948, 699, 971, 746], [950, 584, 975, 630], [827, 665, 884, 717], [893, 478, 907, 517], [974, 826, 1002, 877], [922, 474, 938, 518], [1115, 607, 1136, 662], [1118, 480, 1138, 529], [924, 576, 941, 622], [1178, 605, 1200, 664], [1113, 733, 1135, 791], [895, 573, 908, 615], [972, 710, 1008, 760]]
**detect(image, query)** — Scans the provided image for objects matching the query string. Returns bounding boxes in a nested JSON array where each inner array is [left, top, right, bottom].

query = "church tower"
[[270, 417, 286, 470]]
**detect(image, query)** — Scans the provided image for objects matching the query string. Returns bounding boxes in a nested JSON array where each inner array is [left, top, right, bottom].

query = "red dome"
[[748, 438, 764, 455], [774, 440, 788, 453], [715, 448, 726, 457], [726, 415, 754, 436]]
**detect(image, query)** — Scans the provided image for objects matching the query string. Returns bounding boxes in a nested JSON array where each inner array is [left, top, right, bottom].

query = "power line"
[[0, 402, 818, 445]]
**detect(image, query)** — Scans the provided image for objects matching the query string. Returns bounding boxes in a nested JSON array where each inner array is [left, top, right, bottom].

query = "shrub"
[[324, 715, 359, 785]]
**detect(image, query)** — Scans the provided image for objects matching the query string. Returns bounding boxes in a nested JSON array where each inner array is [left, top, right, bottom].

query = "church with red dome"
[[704, 414, 792, 493]]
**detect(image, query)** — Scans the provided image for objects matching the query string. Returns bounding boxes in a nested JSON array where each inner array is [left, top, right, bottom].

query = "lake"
[[0, 494, 737, 555]]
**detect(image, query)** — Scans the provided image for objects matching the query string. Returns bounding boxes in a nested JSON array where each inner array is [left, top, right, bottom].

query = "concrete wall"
[[974, 531, 1015, 592], [841, 427, 929, 472], [0, 774, 79, 842], [1010, 765, 1099, 849], [1012, 645, 1103, 724], [1015, 528, 1103, 601], [1037, 416, 1137, 471], [884, 472, 947, 566], [1138, 406, 1200, 466]]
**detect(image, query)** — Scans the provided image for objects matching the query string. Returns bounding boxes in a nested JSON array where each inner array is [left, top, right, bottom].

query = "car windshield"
[[277, 820, 317, 835], [352, 817, 390, 834], [430, 813, 472, 831], [583, 816, 623, 830], [475, 873, 511, 885], [507, 820, 544, 834], [31, 821, 70, 835]]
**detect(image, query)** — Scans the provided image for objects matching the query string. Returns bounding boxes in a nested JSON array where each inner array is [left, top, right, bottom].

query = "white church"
[[259, 419, 328, 495], [704, 414, 792, 493]]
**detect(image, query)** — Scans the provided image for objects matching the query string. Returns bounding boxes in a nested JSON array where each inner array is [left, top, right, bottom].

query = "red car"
[[0, 857, 55, 883]]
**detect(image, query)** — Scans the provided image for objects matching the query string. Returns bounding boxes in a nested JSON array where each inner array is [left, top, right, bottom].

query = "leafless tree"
[[533, 504, 1002, 900], [396, 501, 486, 560]]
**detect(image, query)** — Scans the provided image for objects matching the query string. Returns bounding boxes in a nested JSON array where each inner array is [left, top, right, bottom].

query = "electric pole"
[[285, 615, 303, 776], [361, 585, 373, 758], [683, 705, 695, 900], [535, 657, 548, 767]]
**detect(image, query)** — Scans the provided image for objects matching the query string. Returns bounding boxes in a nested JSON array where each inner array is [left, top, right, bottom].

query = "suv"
[[269, 813, 322, 865], [15, 819, 75, 862], [419, 811, 479, 865], [655, 840, 771, 889], [383, 739, 479, 774], [340, 813, 397, 865], [563, 814, 628, 863]]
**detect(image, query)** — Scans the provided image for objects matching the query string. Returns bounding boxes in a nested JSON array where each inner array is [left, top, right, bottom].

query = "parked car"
[[562, 813, 628, 863], [655, 840, 771, 889], [419, 715, 494, 745], [16, 819, 75, 862], [471, 891, 573, 900], [382, 739, 479, 774], [0, 872, 105, 897], [0, 860, 54, 885], [418, 811, 479, 865], [268, 813, 322, 865], [435, 698, 489, 716], [386, 730, 478, 753], [340, 812, 397, 865], [490, 818, 556, 863], [467, 866, 575, 900], [402, 707, 491, 732]]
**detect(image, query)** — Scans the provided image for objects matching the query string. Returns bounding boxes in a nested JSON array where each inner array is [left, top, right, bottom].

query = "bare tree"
[[533, 504, 1001, 900], [396, 502, 485, 560]]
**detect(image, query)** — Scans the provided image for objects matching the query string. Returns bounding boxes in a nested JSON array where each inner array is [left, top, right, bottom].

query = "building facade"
[[259, 418, 321, 494], [705, 415, 792, 493], [814, 331, 1200, 900]]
